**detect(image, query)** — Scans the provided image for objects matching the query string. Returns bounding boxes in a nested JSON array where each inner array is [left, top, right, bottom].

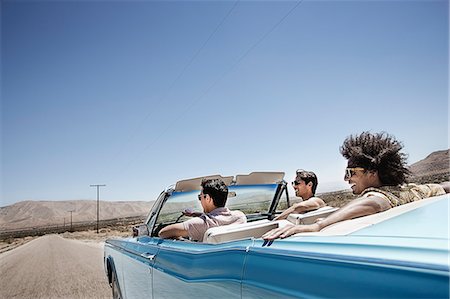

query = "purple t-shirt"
[[183, 207, 247, 242]]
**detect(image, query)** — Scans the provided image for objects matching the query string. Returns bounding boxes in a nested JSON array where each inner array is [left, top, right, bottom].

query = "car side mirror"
[[132, 224, 149, 237]]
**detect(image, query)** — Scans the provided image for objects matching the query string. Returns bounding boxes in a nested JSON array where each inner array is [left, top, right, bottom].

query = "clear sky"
[[1, 0, 448, 207]]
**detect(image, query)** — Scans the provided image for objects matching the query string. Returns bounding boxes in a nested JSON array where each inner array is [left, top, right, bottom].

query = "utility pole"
[[68, 210, 74, 232], [90, 184, 106, 233]]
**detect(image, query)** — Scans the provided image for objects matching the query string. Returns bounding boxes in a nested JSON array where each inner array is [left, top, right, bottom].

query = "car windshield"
[[155, 184, 279, 226]]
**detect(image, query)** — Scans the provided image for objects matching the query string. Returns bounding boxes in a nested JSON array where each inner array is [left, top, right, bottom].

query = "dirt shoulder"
[[60, 225, 134, 242], [0, 236, 38, 254]]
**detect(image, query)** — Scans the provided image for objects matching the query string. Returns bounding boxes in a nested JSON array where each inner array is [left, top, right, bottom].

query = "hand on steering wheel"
[[182, 208, 196, 217]]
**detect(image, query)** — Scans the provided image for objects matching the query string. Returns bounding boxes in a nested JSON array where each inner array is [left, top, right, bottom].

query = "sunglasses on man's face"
[[198, 194, 207, 201], [345, 167, 365, 179], [291, 180, 303, 186]]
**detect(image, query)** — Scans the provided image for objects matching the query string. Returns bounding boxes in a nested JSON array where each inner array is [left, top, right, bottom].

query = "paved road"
[[0, 235, 111, 298]]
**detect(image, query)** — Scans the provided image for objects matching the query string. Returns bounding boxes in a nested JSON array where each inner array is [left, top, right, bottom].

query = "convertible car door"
[[153, 238, 251, 299], [120, 236, 160, 299]]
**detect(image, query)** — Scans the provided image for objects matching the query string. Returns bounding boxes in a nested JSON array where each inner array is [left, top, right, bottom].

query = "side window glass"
[[226, 185, 278, 214], [276, 187, 302, 212]]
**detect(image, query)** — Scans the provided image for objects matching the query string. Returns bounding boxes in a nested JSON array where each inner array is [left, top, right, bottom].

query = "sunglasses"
[[198, 193, 207, 201], [345, 167, 365, 179], [291, 181, 301, 186]]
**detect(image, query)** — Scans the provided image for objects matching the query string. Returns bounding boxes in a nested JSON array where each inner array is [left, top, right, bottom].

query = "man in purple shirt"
[[159, 178, 247, 242]]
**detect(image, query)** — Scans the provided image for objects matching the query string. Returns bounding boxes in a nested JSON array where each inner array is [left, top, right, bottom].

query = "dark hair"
[[201, 178, 229, 207], [340, 131, 410, 186], [296, 169, 318, 195]]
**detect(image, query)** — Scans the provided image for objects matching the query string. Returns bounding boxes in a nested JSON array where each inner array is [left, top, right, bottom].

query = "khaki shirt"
[[361, 183, 445, 207], [183, 207, 247, 242]]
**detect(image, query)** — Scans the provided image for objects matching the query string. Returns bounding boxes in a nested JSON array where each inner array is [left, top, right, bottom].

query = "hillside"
[[0, 200, 154, 231], [408, 149, 449, 183]]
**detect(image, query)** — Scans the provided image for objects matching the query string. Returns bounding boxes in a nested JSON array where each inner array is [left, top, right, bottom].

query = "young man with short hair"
[[159, 178, 246, 242], [274, 170, 325, 220]]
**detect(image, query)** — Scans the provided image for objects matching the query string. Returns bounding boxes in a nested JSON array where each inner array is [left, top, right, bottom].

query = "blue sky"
[[1, 0, 448, 206]]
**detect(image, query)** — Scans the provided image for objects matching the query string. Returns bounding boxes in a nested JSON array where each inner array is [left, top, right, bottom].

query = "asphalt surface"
[[0, 235, 111, 298]]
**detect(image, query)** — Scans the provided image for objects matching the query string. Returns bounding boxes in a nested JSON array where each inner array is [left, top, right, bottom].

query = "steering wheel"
[[174, 212, 185, 224]]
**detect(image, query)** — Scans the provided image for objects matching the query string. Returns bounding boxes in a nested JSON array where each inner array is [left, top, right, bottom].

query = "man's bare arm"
[[264, 196, 390, 240], [158, 223, 189, 239], [274, 197, 326, 221], [315, 196, 390, 229]]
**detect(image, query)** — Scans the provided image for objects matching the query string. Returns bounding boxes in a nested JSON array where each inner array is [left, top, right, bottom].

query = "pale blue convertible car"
[[104, 172, 449, 298]]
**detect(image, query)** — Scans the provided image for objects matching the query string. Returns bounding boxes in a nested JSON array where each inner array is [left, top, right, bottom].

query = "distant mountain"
[[0, 200, 154, 231], [408, 149, 449, 183]]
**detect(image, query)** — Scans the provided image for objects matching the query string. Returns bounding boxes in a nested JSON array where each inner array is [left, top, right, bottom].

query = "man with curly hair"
[[263, 132, 449, 240]]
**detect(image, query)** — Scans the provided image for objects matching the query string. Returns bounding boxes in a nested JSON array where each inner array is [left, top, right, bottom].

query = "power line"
[[110, 1, 304, 178], [98, 1, 240, 180]]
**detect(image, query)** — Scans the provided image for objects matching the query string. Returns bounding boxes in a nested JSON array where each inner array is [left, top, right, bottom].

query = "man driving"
[[159, 178, 246, 241]]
